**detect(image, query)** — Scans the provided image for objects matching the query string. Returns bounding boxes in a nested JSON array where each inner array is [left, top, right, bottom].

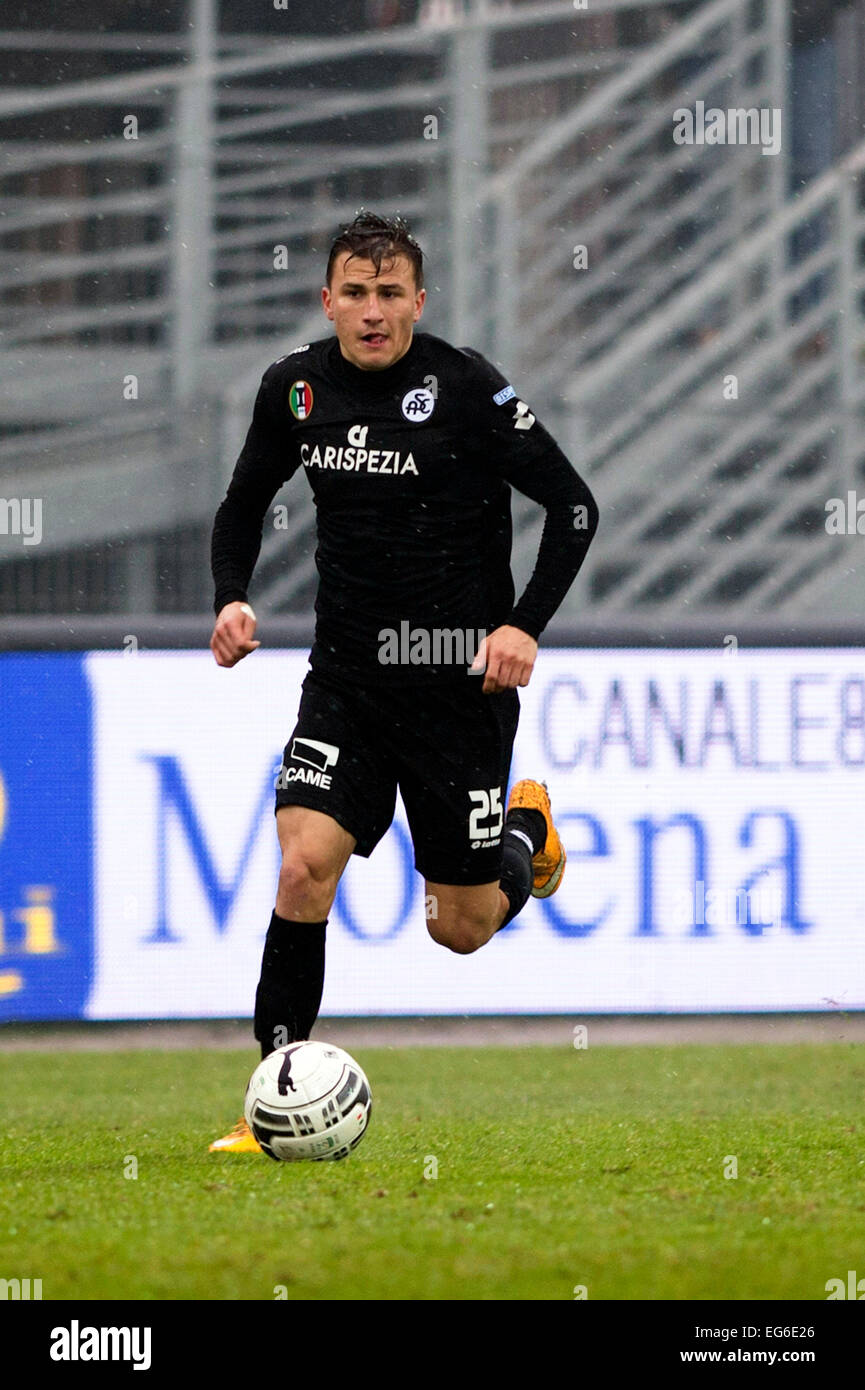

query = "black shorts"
[[274, 669, 520, 885]]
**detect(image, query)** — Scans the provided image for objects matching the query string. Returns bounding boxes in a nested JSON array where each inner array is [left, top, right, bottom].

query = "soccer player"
[[209, 211, 598, 1152]]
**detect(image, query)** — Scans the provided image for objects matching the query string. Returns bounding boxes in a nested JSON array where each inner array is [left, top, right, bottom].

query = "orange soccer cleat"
[[208, 1117, 262, 1154], [507, 778, 566, 898]]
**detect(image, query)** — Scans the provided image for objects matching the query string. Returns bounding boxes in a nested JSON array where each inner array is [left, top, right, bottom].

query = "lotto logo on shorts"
[[276, 738, 340, 791]]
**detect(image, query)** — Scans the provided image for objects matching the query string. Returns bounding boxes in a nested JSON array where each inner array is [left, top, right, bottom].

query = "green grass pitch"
[[0, 1042, 861, 1301]]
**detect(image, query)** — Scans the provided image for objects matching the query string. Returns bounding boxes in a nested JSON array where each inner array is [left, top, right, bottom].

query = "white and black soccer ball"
[[244, 1041, 372, 1162]]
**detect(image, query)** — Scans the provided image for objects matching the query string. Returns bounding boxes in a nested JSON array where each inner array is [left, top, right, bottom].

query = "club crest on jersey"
[[401, 387, 435, 422], [289, 380, 314, 420]]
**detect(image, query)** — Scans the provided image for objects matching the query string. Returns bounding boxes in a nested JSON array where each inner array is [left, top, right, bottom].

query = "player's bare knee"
[[277, 852, 339, 917], [426, 912, 490, 956]]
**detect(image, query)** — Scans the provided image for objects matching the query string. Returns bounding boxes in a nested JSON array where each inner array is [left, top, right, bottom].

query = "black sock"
[[253, 911, 327, 1059], [506, 807, 547, 855], [498, 808, 546, 928]]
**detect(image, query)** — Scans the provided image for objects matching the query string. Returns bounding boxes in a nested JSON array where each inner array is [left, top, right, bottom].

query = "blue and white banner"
[[0, 655, 94, 1019], [1, 647, 863, 1019]]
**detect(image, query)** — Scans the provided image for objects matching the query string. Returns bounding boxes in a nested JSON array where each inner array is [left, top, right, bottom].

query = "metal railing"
[[560, 145, 865, 615], [1, 0, 657, 613], [246, 0, 792, 618], [468, 0, 864, 617], [4, 0, 860, 626]]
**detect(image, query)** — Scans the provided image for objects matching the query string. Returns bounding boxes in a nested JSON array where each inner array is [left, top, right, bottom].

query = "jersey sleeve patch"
[[493, 384, 516, 405], [512, 399, 536, 430], [274, 344, 311, 363]]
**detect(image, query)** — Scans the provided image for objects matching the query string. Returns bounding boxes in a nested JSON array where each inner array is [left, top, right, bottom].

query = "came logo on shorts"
[[276, 738, 340, 791]]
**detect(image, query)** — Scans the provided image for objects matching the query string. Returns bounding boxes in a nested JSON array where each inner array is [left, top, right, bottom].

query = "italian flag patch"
[[289, 380, 314, 419]]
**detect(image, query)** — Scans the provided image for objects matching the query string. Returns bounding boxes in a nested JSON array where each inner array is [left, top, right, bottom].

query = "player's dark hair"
[[326, 210, 424, 290]]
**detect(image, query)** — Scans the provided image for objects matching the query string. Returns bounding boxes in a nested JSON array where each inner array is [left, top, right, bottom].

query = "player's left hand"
[[470, 625, 538, 694]]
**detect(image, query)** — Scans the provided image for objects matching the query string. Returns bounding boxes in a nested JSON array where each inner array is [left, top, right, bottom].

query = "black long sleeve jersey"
[[211, 331, 599, 683]]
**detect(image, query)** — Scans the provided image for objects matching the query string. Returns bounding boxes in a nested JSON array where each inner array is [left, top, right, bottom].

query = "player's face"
[[322, 252, 426, 370]]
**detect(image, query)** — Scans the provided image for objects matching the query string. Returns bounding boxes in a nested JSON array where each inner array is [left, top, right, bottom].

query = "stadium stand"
[[1, 0, 864, 620]]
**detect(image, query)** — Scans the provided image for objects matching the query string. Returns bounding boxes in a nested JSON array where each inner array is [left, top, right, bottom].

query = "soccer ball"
[[244, 1041, 372, 1162]]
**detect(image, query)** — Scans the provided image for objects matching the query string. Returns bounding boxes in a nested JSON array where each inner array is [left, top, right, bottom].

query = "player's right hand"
[[210, 601, 261, 667]]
